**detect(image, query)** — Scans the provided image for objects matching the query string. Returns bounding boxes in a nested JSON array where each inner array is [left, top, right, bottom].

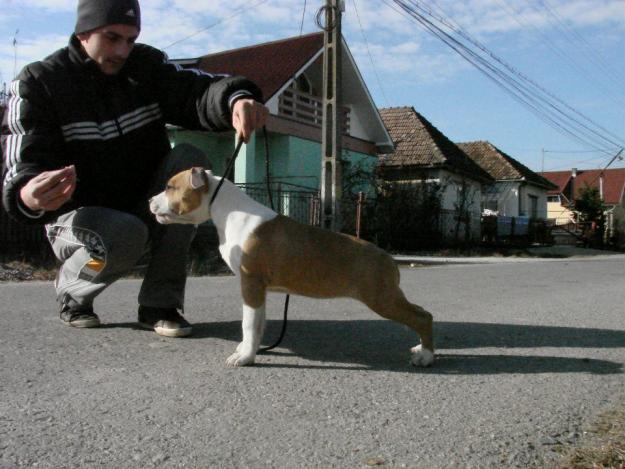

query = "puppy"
[[150, 167, 434, 367]]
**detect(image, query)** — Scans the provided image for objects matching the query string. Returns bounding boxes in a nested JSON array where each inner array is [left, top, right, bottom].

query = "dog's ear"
[[189, 167, 209, 191]]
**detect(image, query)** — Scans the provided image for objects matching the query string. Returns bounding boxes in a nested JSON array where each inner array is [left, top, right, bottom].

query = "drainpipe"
[[569, 168, 577, 208], [599, 173, 604, 200]]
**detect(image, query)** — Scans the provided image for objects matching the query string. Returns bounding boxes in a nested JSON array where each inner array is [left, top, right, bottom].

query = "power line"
[[406, 0, 625, 150], [534, 0, 625, 89], [299, 0, 307, 36], [382, 0, 625, 156], [494, 0, 625, 108], [351, 0, 390, 107], [544, 149, 616, 154], [162, 0, 271, 50]]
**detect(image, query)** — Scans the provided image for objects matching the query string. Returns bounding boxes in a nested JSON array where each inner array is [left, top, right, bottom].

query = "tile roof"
[[378, 107, 492, 181], [540, 168, 625, 205], [458, 140, 557, 190], [196, 32, 324, 103]]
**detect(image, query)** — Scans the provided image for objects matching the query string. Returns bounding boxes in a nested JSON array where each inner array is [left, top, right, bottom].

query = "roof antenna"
[[13, 29, 19, 79]]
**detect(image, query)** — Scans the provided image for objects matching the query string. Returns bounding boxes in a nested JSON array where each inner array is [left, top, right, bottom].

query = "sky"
[[1, 0, 624, 174]]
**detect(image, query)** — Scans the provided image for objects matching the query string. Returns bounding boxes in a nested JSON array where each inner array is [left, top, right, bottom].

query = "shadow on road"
[[180, 319, 624, 375]]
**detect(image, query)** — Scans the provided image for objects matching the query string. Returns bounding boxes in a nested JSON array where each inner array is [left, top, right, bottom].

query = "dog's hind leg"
[[226, 275, 266, 367], [363, 286, 435, 367]]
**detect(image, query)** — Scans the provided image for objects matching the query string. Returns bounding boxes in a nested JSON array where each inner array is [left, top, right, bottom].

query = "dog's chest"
[[217, 210, 276, 274]]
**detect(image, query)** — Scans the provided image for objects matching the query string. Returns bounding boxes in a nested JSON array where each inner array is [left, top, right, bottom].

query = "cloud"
[[12, 0, 74, 12], [1, 0, 622, 91], [0, 33, 68, 81], [399, 0, 625, 37]]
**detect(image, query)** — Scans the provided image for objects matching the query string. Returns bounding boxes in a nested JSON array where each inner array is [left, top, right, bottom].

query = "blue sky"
[[1, 0, 624, 173]]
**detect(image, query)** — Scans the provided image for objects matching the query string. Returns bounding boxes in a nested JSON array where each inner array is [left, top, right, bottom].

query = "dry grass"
[[556, 402, 625, 469], [0, 260, 57, 282]]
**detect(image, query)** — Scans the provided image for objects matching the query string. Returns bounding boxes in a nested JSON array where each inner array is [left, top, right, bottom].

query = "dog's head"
[[150, 167, 212, 225]]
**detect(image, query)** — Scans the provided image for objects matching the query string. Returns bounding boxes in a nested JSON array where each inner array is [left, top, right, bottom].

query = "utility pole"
[[319, 0, 344, 231], [13, 30, 19, 79], [597, 148, 624, 201]]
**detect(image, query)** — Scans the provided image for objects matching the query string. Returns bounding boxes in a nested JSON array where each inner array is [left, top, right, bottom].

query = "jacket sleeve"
[[1, 67, 70, 225], [132, 46, 263, 132]]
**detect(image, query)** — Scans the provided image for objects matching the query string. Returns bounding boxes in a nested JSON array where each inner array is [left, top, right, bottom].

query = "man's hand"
[[232, 98, 269, 143], [19, 166, 77, 212]]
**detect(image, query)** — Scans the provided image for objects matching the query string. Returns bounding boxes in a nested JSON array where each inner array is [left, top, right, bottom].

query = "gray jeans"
[[46, 143, 209, 311]]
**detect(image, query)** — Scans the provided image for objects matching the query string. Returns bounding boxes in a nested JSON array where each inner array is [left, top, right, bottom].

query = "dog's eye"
[[166, 184, 175, 191]]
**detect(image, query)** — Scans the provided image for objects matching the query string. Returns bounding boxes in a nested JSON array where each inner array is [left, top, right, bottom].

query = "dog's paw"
[[410, 345, 434, 367], [226, 351, 256, 367]]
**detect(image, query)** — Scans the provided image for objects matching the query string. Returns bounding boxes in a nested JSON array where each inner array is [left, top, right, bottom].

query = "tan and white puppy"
[[150, 167, 435, 367]]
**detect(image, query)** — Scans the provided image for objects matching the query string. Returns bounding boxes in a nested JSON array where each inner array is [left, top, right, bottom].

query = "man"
[[1, 0, 269, 337]]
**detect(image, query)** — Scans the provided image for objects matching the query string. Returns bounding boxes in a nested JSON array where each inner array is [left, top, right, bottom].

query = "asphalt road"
[[1, 256, 624, 468]]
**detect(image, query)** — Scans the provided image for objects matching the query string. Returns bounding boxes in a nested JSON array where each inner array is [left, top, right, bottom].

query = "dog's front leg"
[[226, 303, 266, 367]]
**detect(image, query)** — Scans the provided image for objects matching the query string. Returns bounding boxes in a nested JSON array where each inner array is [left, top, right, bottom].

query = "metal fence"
[[438, 209, 482, 242], [237, 183, 321, 226]]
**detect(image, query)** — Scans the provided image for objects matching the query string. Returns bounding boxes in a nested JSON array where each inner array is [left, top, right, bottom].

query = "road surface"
[[1, 255, 624, 468]]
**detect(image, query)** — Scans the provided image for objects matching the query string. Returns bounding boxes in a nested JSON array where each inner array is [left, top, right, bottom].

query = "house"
[[457, 140, 557, 219], [540, 168, 625, 246], [168, 33, 393, 224], [378, 107, 493, 242]]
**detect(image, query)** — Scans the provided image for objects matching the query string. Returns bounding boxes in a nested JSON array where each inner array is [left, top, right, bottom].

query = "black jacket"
[[1, 35, 262, 224]]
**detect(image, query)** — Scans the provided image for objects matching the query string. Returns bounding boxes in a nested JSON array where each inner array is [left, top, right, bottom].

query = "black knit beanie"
[[75, 0, 141, 34]]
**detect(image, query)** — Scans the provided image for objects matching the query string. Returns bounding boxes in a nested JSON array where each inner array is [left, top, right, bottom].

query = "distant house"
[[169, 32, 392, 225], [378, 107, 493, 241], [541, 168, 625, 245], [457, 141, 556, 219]]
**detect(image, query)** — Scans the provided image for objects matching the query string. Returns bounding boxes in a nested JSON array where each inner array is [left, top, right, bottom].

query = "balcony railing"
[[278, 87, 350, 134]]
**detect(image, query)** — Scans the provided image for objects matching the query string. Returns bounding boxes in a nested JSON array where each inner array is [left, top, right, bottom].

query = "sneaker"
[[137, 306, 192, 338], [59, 304, 101, 328]]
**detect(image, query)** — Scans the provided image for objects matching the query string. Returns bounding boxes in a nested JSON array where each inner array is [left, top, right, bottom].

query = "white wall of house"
[[608, 204, 625, 247], [483, 181, 521, 217], [498, 183, 520, 217], [483, 182, 549, 219], [438, 170, 482, 213], [347, 103, 368, 141], [437, 169, 483, 241], [520, 184, 549, 219], [266, 97, 280, 115]]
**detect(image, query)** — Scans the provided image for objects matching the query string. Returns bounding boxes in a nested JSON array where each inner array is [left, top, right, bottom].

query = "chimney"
[[569, 168, 577, 206], [599, 173, 604, 200]]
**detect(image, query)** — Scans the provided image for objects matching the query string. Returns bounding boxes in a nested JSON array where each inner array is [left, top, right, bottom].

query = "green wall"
[[167, 128, 377, 194]]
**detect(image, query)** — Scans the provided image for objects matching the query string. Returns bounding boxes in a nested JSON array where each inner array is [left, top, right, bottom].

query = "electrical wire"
[[299, 0, 307, 36], [494, 0, 625, 109], [544, 149, 616, 154], [400, 0, 625, 150], [387, 1, 611, 152], [534, 0, 625, 89], [351, 0, 390, 107], [382, 0, 625, 156], [162, 0, 271, 50]]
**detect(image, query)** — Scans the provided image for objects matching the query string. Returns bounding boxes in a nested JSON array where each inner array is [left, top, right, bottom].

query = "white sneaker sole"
[[138, 321, 192, 338], [62, 317, 101, 328]]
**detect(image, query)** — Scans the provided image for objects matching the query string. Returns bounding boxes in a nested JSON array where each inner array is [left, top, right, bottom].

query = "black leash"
[[258, 126, 290, 353], [209, 138, 243, 206], [210, 127, 289, 353]]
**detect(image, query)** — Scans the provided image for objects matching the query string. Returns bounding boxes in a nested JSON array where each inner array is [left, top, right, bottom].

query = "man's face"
[[77, 24, 140, 75]]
